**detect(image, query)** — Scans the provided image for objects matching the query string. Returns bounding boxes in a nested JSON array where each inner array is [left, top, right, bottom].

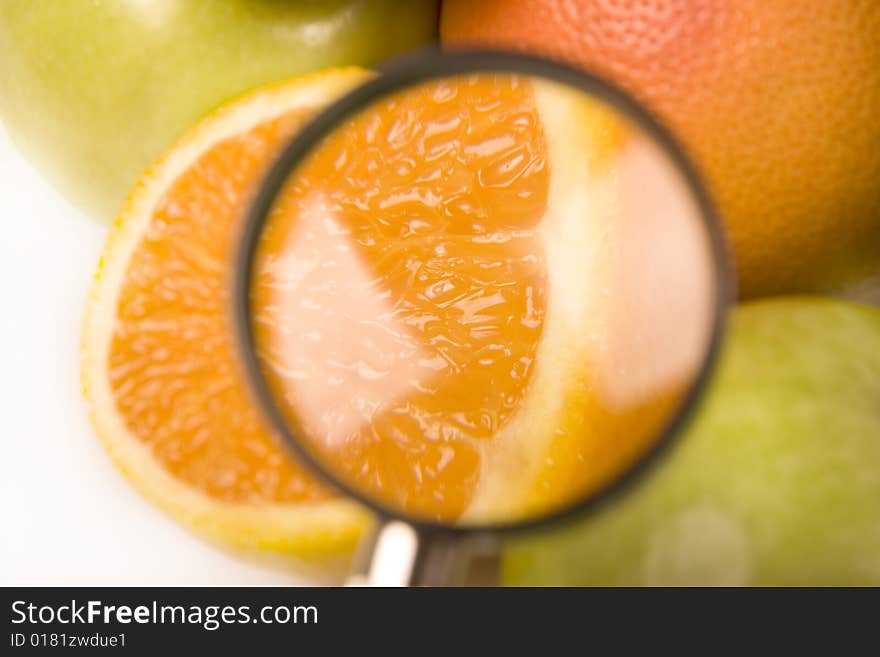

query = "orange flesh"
[[109, 109, 333, 504], [254, 75, 549, 520]]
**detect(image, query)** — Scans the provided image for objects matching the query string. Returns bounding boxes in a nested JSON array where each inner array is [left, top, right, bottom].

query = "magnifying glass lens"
[[245, 63, 722, 528]]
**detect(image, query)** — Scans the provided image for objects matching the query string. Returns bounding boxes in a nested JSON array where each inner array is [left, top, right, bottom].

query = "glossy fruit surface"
[[0, 0, 439, 221]]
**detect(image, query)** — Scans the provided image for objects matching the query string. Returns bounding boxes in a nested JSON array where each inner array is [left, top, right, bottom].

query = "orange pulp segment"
[[254, 74, 550, 520], [108, 109, 334, 504]]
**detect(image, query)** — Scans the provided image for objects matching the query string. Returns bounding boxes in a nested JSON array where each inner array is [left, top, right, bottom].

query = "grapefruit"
[[442, 0, 880, 300]]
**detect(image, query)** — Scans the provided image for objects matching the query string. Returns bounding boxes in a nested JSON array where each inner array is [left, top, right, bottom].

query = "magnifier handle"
[[346, 520, 474, 587]]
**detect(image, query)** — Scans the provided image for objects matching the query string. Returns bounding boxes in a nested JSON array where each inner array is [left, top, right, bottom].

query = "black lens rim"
[[234, 48, 735, 537]]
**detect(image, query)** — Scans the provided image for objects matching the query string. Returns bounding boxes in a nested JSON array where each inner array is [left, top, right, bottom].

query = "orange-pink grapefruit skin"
[[443, 0, 880, 299]]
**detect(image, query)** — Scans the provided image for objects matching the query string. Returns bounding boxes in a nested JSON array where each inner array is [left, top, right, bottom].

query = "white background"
[[0, 124, 316, 585]]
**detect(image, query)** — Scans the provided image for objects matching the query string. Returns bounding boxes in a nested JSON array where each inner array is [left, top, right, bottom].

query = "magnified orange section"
[[252, 73, 715, 524], [254, 76, 548, 520]]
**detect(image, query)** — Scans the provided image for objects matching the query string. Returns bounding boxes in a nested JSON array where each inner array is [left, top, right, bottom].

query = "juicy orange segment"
[[254, 75, 549, 519], [110, 110, 333, 505]]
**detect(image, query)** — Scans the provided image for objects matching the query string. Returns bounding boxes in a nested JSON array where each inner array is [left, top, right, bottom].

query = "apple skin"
[[0, 0, 439, 222], [503, 297, 880, 585]]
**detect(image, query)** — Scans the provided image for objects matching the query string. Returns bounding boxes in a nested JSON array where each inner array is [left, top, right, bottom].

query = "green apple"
[[503, 297, 880, 585], [0, 0, 438, 222]]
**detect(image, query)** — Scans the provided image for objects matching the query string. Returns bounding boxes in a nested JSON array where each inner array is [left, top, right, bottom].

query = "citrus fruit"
[[442, 1, 880, 300], [247, 72, 713, 524], [81, 69, 376, 559], [504, 298, 880, 585], [0, 0, 440, 222]]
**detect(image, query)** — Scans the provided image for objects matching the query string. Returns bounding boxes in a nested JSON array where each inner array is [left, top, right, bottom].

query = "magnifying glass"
[[234, 50, 732, 586]]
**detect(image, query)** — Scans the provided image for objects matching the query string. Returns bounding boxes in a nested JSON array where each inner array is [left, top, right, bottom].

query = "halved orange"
[[81, 67, 706, 559]]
